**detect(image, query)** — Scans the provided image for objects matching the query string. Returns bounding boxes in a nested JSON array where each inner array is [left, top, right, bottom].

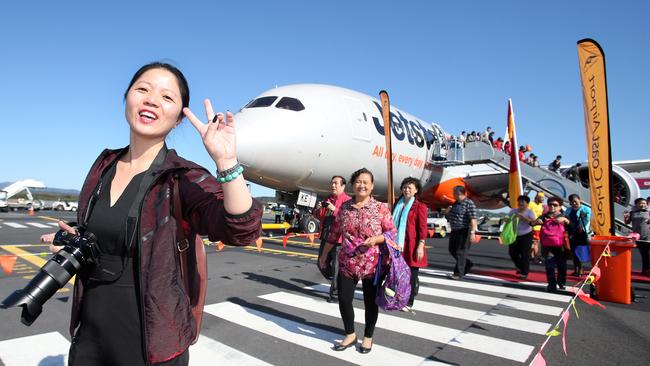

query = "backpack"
[[540, 216, 566, 247], [172, 175, 207, 344], [375, 240, 411, 311]]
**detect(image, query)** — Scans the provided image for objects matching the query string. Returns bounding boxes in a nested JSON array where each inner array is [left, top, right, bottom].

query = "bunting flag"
[[577, 39, 615, 235], [561, 310, 570, 355], [428, 229, 435, 238], [0, 255, 17, 275], [545, 325, 561, 337], [506, 99, 523, 207], [574, 288, 606, 309], [307, 234, 315, 245], [586, 266, 602, 285], [570, 299, 580, 319], [216, 241, 225, 251], [255, 237, 263, 253], [530, 352, 547, 366]]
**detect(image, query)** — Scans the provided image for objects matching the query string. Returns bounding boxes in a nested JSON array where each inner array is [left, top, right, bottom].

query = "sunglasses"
[[549, 203, 560, 207]]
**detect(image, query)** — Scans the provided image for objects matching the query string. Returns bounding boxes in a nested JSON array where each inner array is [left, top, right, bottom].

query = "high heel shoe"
[[333, 336, 357, 351], [359, 339, 373, 354]]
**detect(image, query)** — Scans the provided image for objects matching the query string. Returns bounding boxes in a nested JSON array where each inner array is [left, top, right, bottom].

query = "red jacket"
[[402, 199, 429, 268], [312, 192, 351, 241], [72, 146, 262, 364]]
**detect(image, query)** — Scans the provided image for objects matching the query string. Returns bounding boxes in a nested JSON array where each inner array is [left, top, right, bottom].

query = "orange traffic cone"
[[28, 206, 35, 216]]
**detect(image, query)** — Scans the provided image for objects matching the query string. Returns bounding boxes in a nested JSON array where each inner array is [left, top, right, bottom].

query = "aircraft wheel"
[[300, 216, 319, 234]]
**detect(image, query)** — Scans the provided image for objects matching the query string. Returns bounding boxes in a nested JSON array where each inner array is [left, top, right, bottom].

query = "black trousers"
[[337, 272, 379, 338], [542, 246, 567, 289], [448, 228, 473, 276], [508, 232, 533, 276], [408, 267, 419, 306], [637, 240, 650, 272], [329, 246, 341, 297]]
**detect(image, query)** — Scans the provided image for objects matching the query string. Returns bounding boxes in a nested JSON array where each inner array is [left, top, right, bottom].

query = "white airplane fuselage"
[[235, 84, 506, 209]]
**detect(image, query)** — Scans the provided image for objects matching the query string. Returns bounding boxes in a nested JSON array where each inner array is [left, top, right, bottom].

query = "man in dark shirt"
[[549, 155, 562, 173], [445, 186, 478, 279]]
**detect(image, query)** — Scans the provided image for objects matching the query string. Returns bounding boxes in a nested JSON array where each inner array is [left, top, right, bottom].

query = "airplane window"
[[275, 97, 305, 111], [245, 96, 277, 108]]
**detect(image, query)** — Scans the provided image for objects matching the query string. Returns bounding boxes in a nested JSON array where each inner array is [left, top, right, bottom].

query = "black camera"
[[1, 229, 99, 325]]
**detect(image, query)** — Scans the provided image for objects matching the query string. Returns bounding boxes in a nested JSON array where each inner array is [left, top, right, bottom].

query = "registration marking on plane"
[[204, 302, 446, 366], [260, 291, 535, 362]]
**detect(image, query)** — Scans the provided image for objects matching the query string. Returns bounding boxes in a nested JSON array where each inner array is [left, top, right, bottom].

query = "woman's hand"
[[318, 254, 328, 269], [40, 221, 76, 254], [363, 236, 378, 247], [416, 244, 425, 261], [184, 99, 237, 169]]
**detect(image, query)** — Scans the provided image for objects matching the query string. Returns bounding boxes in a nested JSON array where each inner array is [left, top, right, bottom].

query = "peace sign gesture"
[[183, 99, 237, 169]]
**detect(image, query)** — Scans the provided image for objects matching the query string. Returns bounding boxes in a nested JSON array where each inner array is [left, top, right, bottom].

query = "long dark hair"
[[124, 62, 190, 121]]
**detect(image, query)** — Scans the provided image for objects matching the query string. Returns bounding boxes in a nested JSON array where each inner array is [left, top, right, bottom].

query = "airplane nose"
[[234, 111, 258, 170]]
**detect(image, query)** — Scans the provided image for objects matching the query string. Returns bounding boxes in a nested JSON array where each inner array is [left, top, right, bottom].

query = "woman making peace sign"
[[41, 62, 262, 365]]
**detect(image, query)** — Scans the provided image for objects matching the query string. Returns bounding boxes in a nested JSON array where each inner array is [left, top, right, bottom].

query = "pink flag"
[[561, 310, 570, 355], [574, 288, 606, 309], [530, 352, 547, 366]]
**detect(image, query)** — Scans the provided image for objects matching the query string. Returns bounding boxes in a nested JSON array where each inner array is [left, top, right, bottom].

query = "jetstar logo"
[[370, 101, 443, 150]]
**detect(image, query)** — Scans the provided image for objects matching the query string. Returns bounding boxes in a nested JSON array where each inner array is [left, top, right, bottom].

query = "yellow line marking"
[[2, 246, 48, 267], [242, 246, 318, 258], [263, 237, 318, 247], [38, 215, 61, 222], [2, 245, 75, 284]]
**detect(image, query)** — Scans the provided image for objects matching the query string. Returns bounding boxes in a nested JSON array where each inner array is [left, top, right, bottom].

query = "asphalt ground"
[[0, 210, 649, 365]]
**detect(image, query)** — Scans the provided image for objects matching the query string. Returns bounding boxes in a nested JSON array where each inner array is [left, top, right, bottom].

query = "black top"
[[74, 164, 150, 365]]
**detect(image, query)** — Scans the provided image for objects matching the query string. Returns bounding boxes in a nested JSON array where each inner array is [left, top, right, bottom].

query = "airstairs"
[[440, 141, 632, 233]]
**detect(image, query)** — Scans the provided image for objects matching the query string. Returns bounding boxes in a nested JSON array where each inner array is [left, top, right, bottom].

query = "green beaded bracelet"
[[217, 164, 244, 183]]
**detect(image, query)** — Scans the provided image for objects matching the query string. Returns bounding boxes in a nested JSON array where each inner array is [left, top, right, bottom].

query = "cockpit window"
[[245, 96, 277, 108], [275, 97, 305, 111]]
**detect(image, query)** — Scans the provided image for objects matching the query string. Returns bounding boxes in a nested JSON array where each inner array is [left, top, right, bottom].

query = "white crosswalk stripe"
[[25, 222, 51, 228], [204, 302, 448, 366], [0, 332, 273, 366], [0, 332, 69, 366], [305, 284, 553, 335], [0, 221, 59, 229], [3, 222, 28, 228], [417, 273, 571, 303], [0, 271, 564, 365], [260, 291, 534, 362]]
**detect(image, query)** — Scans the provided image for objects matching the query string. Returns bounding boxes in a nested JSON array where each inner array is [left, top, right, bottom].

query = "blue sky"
[[1, 1, 648, 197]]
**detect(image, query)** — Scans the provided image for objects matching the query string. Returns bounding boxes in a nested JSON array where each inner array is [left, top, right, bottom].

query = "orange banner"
[[577, 39, 614, 235], [507, 99, 523, 208]]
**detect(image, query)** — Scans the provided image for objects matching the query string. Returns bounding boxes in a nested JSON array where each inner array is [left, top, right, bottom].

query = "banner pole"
[[380, 90, 394, 211]]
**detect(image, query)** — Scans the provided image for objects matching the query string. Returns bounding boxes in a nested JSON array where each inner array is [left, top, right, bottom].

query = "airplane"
[[233, 84, 649, 233]]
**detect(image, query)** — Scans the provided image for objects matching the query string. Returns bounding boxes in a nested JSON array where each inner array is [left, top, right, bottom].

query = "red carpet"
[[474, 268, 650, 284]]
